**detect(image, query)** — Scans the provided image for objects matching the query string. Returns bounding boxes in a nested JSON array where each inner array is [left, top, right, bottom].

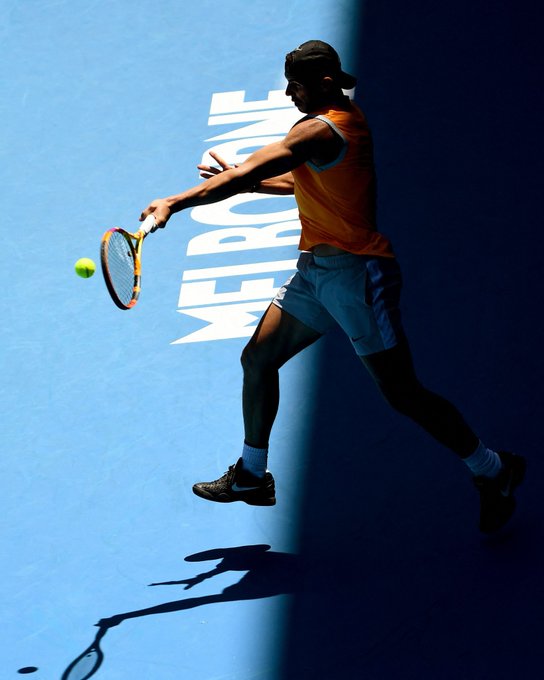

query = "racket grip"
[[138, 214, 156, 236]]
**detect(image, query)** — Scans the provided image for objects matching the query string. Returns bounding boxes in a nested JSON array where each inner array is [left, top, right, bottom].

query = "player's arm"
[[255, 172, 295, 195], [140, 118, 336, 228], [198, 151, 295, 195]]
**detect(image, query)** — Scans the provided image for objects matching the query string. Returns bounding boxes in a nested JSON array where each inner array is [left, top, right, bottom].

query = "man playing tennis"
[[140, 40, 525, 533]]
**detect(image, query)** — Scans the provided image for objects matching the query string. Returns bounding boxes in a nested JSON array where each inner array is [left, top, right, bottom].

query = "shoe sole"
[[192, 484, 276, 506]]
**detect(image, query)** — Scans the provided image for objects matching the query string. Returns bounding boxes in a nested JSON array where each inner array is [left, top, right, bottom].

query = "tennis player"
[[140, 40, 525, 532]]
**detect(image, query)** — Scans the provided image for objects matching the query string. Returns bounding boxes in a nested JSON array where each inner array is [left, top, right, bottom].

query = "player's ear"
[[321, 76, 334, 93]]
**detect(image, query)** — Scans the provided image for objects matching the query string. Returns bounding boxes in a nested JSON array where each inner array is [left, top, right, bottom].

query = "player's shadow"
[[97, 544, 305, 630], [61, 545, 306, 679]]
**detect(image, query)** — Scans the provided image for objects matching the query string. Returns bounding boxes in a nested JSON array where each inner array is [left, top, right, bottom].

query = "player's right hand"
[[139, 198, 172, 231]]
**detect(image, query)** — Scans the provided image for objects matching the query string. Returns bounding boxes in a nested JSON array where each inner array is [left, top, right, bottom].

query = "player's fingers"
[[142, 199, 164, 220], [208, 150, 230, 169], [197, 164, 220, 176]]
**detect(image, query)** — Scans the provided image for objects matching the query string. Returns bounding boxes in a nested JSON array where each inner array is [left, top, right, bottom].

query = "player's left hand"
[[197, 151, 236, 179]]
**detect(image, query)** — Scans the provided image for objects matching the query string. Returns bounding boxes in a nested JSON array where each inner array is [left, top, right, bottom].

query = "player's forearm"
[[165, 168, 251, 213]]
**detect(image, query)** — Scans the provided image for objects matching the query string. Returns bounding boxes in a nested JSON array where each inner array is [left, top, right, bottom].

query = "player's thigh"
[[242, 303, 322, 370]]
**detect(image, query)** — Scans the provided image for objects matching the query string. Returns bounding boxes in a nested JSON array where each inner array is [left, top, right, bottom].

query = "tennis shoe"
[[192, 458, 276, 506], [474, 451, 526, 533]]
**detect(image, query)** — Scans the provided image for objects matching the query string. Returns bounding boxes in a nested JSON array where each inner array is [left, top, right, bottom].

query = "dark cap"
[[285, 40, 357, 89]]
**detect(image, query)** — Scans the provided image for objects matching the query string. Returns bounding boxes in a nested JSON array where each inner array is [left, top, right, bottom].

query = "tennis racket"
[[61, 624, 107, 680], [100, 214, 156, 310]]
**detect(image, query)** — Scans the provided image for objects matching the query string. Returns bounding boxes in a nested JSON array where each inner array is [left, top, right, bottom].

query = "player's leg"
[[193, 293, 324, 506], [360, 337, 478, 456], [361, 338, 526, 532], [241, 302, 322, 449], [238, 254, 335, 483], [321, 253, 525, 531], [326, 253, 478, 456]]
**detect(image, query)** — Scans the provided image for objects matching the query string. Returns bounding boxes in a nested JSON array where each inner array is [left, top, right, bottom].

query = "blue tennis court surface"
[[2, 1, 543, 678]]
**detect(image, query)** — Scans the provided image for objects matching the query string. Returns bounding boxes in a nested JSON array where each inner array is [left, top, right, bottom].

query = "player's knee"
[[241, 341, 278, 378], [240, 342, 261, 377]]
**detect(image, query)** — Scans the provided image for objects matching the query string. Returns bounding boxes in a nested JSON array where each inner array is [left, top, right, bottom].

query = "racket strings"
[[63, 649, 101, 680], [104, 231, 137, 306]]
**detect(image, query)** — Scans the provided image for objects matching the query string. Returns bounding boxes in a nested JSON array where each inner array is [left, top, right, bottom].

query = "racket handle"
[[138, 214, 156, 236]]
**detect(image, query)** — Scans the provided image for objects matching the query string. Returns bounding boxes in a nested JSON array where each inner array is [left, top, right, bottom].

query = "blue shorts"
[[272, 252, 404, 356]]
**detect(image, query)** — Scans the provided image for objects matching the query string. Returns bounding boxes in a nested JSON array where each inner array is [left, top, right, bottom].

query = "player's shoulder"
[[288, 114, 337, 142], [283, 114, 343, 163]]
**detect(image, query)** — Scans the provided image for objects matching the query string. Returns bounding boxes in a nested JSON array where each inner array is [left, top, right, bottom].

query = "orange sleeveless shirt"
[[292, 102, 394, 257]]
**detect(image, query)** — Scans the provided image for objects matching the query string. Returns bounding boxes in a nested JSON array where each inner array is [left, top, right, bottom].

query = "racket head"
[[61, 647, 103, 680], [61, 625, 107, 680], [100, 228, 142, 310]]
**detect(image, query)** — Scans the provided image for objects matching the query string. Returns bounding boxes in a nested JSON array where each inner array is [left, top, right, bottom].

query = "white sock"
[[241, 442, 268, 478], [463, 441, 502, 478]]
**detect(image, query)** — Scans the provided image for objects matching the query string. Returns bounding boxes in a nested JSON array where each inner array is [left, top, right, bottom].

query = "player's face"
[[285, 77, 326, 113]]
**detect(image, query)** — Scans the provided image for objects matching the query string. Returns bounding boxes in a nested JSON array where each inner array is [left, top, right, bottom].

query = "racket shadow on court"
[[61, 545, 305, 679]]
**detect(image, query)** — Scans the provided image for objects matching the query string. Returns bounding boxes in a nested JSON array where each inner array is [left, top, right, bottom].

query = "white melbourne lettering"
[[178, 259, 297, 307], [206, 109, 300, 141], [191, 194, 299, 227], [187, 221, 301, 255], [201, 136, 283, 168], [173, 302, 272, 344], [174, 89, 302, 344]]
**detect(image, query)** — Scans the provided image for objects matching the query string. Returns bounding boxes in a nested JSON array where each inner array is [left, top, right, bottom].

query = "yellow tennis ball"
[[75, 257, 96, 278]]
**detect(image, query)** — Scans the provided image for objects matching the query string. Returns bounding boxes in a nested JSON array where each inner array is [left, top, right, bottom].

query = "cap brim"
[[340, 71, 357, 89]]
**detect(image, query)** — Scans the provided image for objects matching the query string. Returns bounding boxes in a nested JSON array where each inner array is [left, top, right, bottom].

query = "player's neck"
[[309, 93, 350, 114]]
